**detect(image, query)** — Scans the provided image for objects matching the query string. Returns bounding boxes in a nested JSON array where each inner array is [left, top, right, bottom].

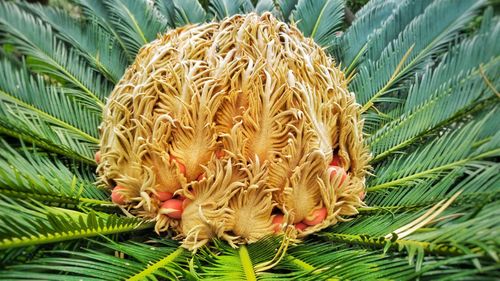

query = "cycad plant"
[[0, 0, 498, 280]]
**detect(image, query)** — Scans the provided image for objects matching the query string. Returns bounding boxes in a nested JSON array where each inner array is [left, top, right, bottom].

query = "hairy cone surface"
[[98, 13, 370, 250]]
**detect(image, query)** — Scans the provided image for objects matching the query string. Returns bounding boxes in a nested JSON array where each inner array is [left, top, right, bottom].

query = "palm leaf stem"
[[323, 233, 469, 257], [0, 189, 112, 207], [479, 65, 499, 96], [344, 43, 367, 76], [127, 246, 185, 281], [239, 245, 257, 281], [286, 255, 339, 281], [0, 221, 154, 250]]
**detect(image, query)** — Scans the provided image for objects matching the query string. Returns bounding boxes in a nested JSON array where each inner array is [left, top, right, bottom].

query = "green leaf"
[[367, 13, 500, 160], [1, 239, 187, 280], [0, 139, 110, 207], [0, 196, 152, 249], [0, 1, 110, 108], [210, 0, 254, 20], [291, 0, 344, 47], [335, 0, 400, 70], [72, 0, 134, 62], [20, 3, 128, 83], [275, 0, 298, 21], [367, 114, 498, 192], [104, 0, 168, 56], [175, 0, 207, 25], [0, 59, 99, 162], [353, 0, 486, 108]]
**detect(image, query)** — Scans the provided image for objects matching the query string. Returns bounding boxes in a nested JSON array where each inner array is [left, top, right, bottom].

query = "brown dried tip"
[[97, 13, 370, 251]]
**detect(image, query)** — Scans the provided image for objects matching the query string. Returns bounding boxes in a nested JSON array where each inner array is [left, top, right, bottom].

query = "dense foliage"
[[0, 0, 498, 280]]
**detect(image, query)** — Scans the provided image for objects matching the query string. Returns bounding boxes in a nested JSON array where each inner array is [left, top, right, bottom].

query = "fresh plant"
[[0, 0, 498, 280]]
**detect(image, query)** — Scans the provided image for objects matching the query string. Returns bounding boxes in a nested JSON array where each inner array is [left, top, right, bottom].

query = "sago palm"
[[0, 0, 498, 280]]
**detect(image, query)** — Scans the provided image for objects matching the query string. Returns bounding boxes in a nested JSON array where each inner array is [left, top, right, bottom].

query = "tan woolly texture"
[[98, 13, 370, 250]]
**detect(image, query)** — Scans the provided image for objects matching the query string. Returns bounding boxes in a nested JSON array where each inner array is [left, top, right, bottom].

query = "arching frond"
[[0, 196, 152, 250], [209, 0, 254, 20], [0, 59, 99, 162], [254, 0, 279, 16], [192, 237, 288, 280], [352, 0, 485, 108], [0, 1, 111, 108], [20, 3, 127, 83], [291, 0, 344, 48], [0, 140, 109, 207], [335, 0, 400, 70], [1, 239, 187, 280], [365, 165, 499, 210], [104, 0, 168, 56], [72, 0, 134, 62], [155, 0, 207, 27], [275, 0, 298, 21], [353, 0, 434, 69], [367, 114, 498, 192], [368, 12, 500, 160]]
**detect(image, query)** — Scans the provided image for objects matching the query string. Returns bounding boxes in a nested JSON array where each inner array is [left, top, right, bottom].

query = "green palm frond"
[[349, 0, 434, 71], [0, 140, 108, 207], [282, 242, 416, 280], [324, 146, 499, 265], [1, 239, 186, 280], [0, 1, 110, 108], [352, 0, 485, 108], [192, 236, 295, 280], [0, 196, 152, 249], [72, 0, 134, 62], [366, 165, 499, 209], [274, 0, 298, 21], [209, 0, 254, 20], [367, 113, 498, 192], [334, 0, 400, 70], [368, 12, 499, 160], [291, 0, 344, 47], [254, 0, 279, 16], [20, 3, 128, 83], [0, 59, 100, 162], [104, 0, 168, 56], [156, 0, 208, 27]]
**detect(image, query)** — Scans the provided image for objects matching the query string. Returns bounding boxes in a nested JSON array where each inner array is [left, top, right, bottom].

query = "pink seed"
[[359, 191, 366, 201], [215, 150, 225, 159], [170, 156, 186, 175], [303, 207, 327, 226], [295, 222, 307, 231], [272, 214, 284, 233], [161, 199, 183, 219], [95, 151, 101, 164], [157, 191, 173, 201], [111, 185, 126, 205]]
